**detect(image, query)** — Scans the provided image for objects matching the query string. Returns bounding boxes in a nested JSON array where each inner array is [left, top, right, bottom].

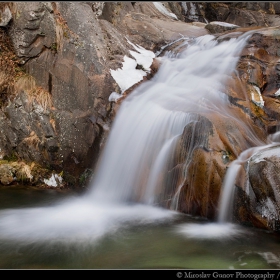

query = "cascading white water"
[[0, 31, 262, 242], [88, 33, 255, 207]]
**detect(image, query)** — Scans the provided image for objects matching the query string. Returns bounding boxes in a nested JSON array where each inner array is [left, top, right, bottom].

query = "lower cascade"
[[0, 29, 279, 242]]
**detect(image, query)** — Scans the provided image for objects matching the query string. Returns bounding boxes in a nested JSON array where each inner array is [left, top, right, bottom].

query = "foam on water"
[[0, 197, 176, 243], [175, 222, 246, 239]]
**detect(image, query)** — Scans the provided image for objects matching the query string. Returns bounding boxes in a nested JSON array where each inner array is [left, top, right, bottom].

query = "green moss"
[[50, 42, 58, 53], [62, 171, 77, 186], [3, 152, 18, 161], [79, 168, 93, 186], [222, 150, 231, 164]]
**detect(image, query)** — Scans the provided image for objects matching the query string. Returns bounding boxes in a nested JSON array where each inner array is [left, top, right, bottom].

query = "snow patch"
[[251, 85, 264, 108], [109, 39, 155, 101], [275, 88, 280, 96], [210, 21, 239, 28], [153, 2, 178, 20], [110, 55, 146, 94], [108, 92, 122, 102], [44, 174, 63, 187]]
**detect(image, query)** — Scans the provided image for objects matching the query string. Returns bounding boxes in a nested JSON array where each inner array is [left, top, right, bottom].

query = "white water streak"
[[218, 143, 280, 223], [90, 32, 254, 207]]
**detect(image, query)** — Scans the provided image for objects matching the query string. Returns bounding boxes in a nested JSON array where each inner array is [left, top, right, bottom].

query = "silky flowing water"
[[0, 32, 280, 269]]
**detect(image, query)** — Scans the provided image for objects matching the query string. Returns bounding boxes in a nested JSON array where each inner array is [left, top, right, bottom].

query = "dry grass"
[[50, 118, 56, 132], [29, 86, 53, 112], [55, 23, 64, 51], [17, 163, 33, 181], [0, 71, 13, 93], [14, 75, 36, 93], [0, 9, 25, 106], [0, 3, 52, 110], [22, 131, 41, 150], [52, 3, 79, 51], [11, 161, 35, 182], [14, 75, 53, 112]]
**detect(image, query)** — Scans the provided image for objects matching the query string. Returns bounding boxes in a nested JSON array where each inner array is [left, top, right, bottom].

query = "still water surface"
[[0, 186, 279, 269]]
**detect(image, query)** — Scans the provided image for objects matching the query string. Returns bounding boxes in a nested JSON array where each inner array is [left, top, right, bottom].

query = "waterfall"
[[89, 32, 254, 208], [0, 30, 265, 242]]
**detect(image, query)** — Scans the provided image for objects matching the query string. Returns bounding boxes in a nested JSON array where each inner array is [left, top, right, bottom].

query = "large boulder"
[[235, 146, 280, 231]]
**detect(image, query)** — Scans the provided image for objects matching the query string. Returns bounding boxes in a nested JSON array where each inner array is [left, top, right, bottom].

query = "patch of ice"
[[153, 2, 178, 20], [127, 39, 155, 72], [275, 88, 280, 96], [251, 85, 265, 108], [108, 92, 122, 102], [110, 55, 147, 94], [109, 40, 155, 98], [253, 157, 266, 163], [210, 21, 239, 28], [44, 174, 63, 187]]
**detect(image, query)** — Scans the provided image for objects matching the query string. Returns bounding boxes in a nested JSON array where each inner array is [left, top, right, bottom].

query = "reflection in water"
[[175, 222, 245, 239]]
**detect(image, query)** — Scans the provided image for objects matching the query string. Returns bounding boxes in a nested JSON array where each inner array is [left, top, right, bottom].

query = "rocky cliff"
[[0, 2, 208, 188]]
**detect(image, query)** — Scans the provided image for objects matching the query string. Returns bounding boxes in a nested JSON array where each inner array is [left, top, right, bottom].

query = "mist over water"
[[0, 30, 270, 244]]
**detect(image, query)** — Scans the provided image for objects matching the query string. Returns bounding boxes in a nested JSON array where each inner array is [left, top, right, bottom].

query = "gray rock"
[[8, 2, 56, 62], [0, 5, 12, 27]]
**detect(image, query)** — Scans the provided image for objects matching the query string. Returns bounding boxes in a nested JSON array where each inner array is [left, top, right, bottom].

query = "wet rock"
[[163, 111, 266, 219], [246, 146, 280, 231]]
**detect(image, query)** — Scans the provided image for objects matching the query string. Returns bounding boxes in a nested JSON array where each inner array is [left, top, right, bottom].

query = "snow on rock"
[[251, 85, 265, 108], [110, 55, 146, 94], [109, 39, 155, 101], [127, 39, 155, 72], [153, 2, 178, 20], [275, 88, 280, 96], [108, 92, 122, 102], [210, 21, 239, 28], [44, 173, 63, 187]]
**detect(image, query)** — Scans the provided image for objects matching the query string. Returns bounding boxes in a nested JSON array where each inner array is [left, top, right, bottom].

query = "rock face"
[[0, 2, 208, 186]]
